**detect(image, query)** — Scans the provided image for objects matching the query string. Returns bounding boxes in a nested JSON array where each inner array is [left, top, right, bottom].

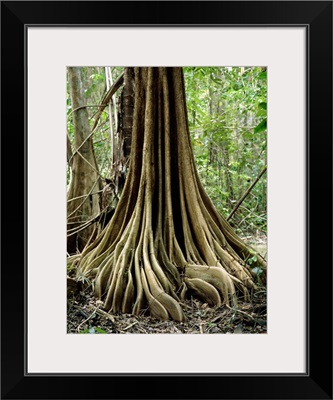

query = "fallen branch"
[[90, 71, 124, 133], [227, 166, 267, 221], [123, 321, 138, 331]]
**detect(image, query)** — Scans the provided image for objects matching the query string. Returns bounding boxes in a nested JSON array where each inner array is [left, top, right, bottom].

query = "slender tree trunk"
[[113, 67, 134, 196], [218, 100, 235, 208], [67, 67, 101, 254], [100, 68, 134, 226], [221, 138, 235, 208]]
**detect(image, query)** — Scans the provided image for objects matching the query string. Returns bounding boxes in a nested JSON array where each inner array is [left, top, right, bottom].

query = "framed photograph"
[[1, 1, 332, 399]]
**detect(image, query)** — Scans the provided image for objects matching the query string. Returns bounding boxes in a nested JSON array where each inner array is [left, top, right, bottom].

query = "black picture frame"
[[1, 1, 332, 399]]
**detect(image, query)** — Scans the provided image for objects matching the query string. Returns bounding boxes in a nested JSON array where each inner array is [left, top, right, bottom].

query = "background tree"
[[69, 67, 266, 321], [110, 67, 134, 202], [67, 67, 102, 254], [184, 67, 267, 240]]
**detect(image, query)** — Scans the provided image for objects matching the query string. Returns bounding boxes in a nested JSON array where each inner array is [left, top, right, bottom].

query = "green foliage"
[[67, 66, 124, 183], [80, 326, 107, 334], [259, 102, 267, 110], [251, 266, 264, 284], [258, 71, 267, 80], [184, 66, 267, 237], [247, 254, 258, 265], [254, 118, 267, 134], [67, 66, 267, 238]]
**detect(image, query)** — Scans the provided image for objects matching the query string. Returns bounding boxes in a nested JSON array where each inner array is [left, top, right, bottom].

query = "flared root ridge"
[[75, 67, 265, 321]]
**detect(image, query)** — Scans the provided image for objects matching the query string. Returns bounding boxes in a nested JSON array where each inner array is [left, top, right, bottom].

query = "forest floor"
[[67, 236, 267, 335]]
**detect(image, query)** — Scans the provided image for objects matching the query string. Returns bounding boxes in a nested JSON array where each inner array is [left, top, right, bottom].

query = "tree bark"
[[113, 67, 134, 196], [67, 67, 101, 254]]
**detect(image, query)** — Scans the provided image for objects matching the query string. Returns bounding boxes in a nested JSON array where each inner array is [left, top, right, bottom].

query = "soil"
[[67, 287, 267, 334], [67, 235, 267, 335]]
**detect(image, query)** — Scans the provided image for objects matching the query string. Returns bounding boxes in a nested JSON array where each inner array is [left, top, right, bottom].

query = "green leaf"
[[254, 118, 267, 134], [258, 71, 267, 80], [95, 327, 107, 334], [251, 266, 263, 276], [233, 82, 243, 91], [210, 74, 222, 85], [90, 73, 104, 83], [259, 102, 267, 110]]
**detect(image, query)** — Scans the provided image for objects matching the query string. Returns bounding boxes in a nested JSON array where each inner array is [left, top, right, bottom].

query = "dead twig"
[[227, 166, 267, 221], [225, 304, 256, 322], [123, 321, 139, 331]]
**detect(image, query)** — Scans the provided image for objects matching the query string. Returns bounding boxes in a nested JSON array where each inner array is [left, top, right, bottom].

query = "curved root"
[[185, 264, 238, 307], [185, 278, 221, 306]]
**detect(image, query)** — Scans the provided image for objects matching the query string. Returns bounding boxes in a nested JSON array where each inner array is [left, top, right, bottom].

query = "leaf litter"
[[67, 284, 266, 334]]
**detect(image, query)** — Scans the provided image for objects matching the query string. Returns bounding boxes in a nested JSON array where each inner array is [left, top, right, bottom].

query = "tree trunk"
[[74, 67, 266, 321], [100, 68, 134, 227], [113, 67, 134, 196], [67, 67, 101, 254]]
